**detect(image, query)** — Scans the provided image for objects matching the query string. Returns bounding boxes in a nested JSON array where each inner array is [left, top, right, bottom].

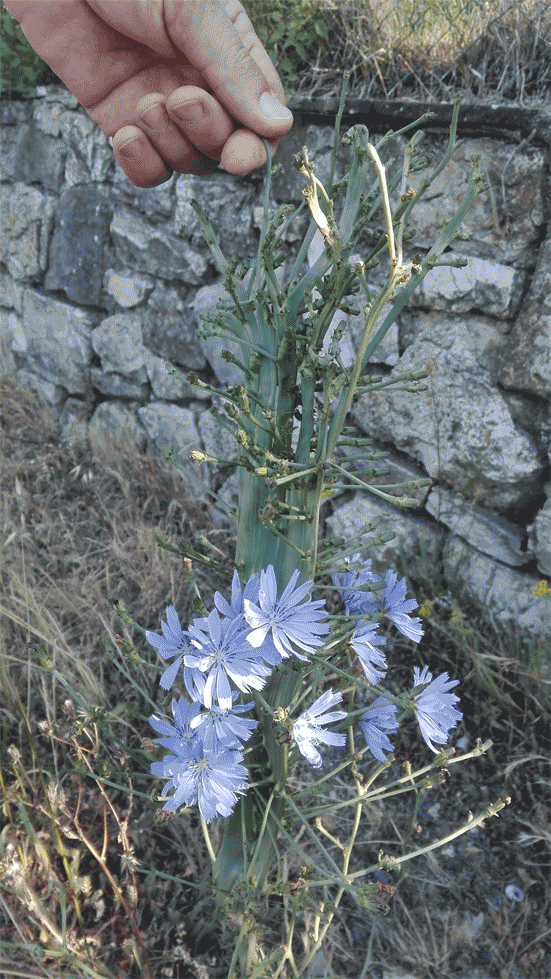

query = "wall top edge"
[[286, 95, 551, 145], [2, 84, 550, 145]]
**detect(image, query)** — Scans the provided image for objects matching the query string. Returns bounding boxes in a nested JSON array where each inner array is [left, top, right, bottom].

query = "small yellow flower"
[[532, 580, 551, 599], [418, 600, 434, 617]]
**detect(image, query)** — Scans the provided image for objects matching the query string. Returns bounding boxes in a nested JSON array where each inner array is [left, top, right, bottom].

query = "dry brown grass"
[[261, 0, 551, 102], [0, 375, 228, 688], [0, 375, 232, 977]]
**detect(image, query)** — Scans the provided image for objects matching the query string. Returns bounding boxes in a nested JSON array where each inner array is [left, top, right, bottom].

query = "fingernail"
[[118, 137, 141, 158], [258, 92, 293, 124], [171, 100, 205, 125], [139, 104, 170, 134]]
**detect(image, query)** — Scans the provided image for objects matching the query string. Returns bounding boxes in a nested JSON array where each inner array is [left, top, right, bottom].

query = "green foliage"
[[0, 6, 62, 99], [245, 0, 332, 90]]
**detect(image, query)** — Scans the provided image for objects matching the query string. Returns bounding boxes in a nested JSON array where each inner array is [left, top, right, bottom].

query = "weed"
[[0, 5, 61, 99]]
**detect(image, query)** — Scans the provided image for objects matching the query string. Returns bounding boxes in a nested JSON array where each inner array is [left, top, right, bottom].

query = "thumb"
[[166, 0, 293, 137]]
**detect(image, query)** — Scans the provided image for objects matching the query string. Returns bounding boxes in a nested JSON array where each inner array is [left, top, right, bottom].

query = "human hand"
[[4, 0, 294, 187]]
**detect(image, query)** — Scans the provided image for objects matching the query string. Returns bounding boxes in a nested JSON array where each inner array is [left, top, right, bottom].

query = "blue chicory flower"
[[190, 692, 259, 750], [213, 569, 260, 619], [212, 568, 282, 669], [244, 565, 330, 660], [291, 688, 347, 768], [149, 697, 202, 759], [350, 621, 387, 684], [145, 605, 197, 693], [359, 696, 399, 762], [151, 728, 248, 821], [331, 553, 381, 616], [381, 571, 423, 642], [214, 569, 283, 667], [412, 666, 463, 753], [185, 608, 272, 710]]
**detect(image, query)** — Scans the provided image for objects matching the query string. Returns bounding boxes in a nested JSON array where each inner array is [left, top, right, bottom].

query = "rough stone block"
[[0, 126, 22, 182], [45, 185, 113, 305], [1, 99, 32, 127], [0, 271, 23, 314], [137, 402, 206, 498], [352, 316, 543, 510], [325, 492, 441, 579], [57, 109, 112, 186], [12, 124, 66, 192], [486, 236, 551, 398], [143, 283, 206, 369], [112, 171, 175, 221], [34, 100, 64, 137], [443, 536, 550, 641], [527, 487, 551, 577], [91, 313, 145, 374], [271, 123, 353, 203], [143, 349, 209, 401], [89, 368, 149, 399], [425, 486, 527, 566], [19, 290, 93, 394], [111, 206, 208, 283], [0, 184, 55, 279], [197, 402, 239, 462], [411, 253, 525, 318], [103, 270, 155, 308], [407, 138, 545, 269], [174, 171, 258, 258], [13, 367, 66, 405], [88, 402, 147, 455]]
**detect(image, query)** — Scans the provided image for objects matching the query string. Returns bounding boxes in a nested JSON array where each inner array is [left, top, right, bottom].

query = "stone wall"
[[1, 86, 549, 638]]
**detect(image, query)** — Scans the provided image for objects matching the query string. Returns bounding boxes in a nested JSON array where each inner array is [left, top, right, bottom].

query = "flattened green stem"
[[327, 69, 351, 196]]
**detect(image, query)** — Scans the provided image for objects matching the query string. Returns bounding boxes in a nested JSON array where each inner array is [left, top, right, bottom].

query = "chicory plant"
[[133, 80, 508, 977]]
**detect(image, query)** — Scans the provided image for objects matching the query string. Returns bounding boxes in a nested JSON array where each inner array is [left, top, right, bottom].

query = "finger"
[[165, 0, 294, 138], [221, 131, 280, 175], [112, 124, 217, 188], [164, 87, 234, 158]]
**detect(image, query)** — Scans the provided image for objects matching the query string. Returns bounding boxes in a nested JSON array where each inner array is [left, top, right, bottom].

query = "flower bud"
[[189, 449, 216, 463]]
